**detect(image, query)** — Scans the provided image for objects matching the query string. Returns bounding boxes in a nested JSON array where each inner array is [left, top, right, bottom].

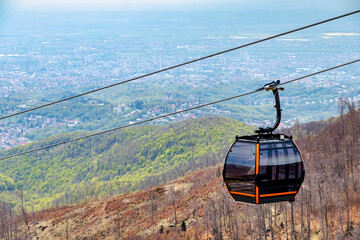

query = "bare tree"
[[290, 202, 297, 240], [317, 180, 329, 240], [247, 209, 253, 240], [168, 188, 178, 232], [284, 203, 289, 240], [65, 213, 70, 240], [147, 190, 157, 240], [0, 200, 14, 240], [306, 173, 312, 240], [256, 205, 267, 240], [207, 197, 223, 240], [343, 171, 351, 232], [19, 189, 32, 239], [115, 211, 121, 239], [300, 191, 305, 240], [268, 204, 274, 240]]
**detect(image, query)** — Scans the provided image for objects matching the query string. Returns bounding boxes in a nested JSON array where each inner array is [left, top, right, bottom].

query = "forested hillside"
[[1, 104, 359, 240], [0, 116, 254, 210]]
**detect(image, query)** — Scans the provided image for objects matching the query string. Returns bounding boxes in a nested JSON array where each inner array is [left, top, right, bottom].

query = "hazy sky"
[[3, 0, 360, 11]]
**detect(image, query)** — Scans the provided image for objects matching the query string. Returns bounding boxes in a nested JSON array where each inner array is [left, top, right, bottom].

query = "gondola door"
[[223, 140, 257, 204]]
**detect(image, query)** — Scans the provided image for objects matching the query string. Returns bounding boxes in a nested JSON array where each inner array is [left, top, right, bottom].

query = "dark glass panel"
[[289, 163, 296, 179], [259, 185, 296, 195], [259, 194, 295, 204], [224, 141, 256, 195], [231, 195, 256, 204], [260, 145, 300, 165], [278, 164, 286, 180], [259, 141, 302, 166], [226, 179, 256, 194], [258, 140, 304, 195], [224, 141, 256, 178]]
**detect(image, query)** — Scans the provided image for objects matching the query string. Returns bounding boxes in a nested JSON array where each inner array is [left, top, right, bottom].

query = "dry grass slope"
[[2, 106, 360, 240]]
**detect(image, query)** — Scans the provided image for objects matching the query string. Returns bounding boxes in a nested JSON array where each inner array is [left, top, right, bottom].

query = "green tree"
[[180, 219, 187, 232], [134, 100, 144, 110]]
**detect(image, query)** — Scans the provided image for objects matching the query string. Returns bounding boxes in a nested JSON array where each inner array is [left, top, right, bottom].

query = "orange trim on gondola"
[[255, 143, 260, 204], [230, 191, 255, 197], [260, 191, 297, 198]]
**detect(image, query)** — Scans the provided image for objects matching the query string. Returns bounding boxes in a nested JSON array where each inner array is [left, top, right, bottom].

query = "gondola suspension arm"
[[255, 80, 284, 134]]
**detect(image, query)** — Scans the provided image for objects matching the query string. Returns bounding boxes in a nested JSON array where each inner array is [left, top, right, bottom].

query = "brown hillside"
[[1, 106, 360, 240]]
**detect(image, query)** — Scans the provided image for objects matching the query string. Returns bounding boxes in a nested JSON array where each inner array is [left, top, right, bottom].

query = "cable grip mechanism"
[[255, 80, 284, 134]]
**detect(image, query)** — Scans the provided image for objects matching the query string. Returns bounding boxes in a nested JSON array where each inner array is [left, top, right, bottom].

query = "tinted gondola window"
[[259, 141, 303, 195], [224, 141, 256, 195]]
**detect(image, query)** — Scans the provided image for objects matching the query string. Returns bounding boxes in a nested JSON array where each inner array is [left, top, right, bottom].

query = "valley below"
[[1, 107, 360, 239]]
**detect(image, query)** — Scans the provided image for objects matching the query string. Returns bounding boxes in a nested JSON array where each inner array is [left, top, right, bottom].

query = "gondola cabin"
[[223, 134, 304, 204], [223, 80, 305, 204]]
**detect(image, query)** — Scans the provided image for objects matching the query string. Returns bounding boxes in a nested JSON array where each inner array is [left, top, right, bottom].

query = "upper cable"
[[1, 58, 359, 161], [0, 10, 359, 121]]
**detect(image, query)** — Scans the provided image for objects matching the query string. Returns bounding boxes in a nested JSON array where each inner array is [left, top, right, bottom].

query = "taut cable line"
[[0, 10, 359, 121], [1, 59, 359, 161]]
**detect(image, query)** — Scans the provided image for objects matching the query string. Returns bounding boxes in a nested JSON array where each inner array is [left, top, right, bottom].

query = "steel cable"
[[0, 10, 359, 121], [1, 59, 359, 161]]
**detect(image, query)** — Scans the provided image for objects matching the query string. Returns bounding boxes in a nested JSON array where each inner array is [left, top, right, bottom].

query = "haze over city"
[[0, 1, 359, 239]]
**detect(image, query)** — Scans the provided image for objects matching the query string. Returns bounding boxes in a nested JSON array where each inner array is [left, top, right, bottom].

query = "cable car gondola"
[[223, 80, 305, 204]]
